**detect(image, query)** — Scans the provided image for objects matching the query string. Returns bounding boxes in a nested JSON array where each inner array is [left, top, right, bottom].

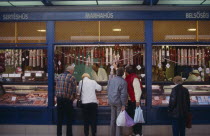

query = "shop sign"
[[85, 12, 114, 19], [2, 13, 28, 20], [186, 11, 209, 19]]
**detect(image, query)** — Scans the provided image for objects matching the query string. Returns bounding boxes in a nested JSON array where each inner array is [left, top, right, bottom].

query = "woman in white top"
[[78, 73, 102, 136]]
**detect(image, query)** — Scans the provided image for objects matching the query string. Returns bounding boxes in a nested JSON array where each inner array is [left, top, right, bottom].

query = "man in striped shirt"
[[55, 65, 77, 136]]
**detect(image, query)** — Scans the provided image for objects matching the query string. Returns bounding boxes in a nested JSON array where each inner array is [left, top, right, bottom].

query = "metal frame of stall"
[[0, 10, 210, 125]]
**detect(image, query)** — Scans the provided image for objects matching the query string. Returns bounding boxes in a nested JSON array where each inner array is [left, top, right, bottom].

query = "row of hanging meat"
[[2, 49, 46, 68], [57, 45, 145, 66], [152, 46, 210, 67]]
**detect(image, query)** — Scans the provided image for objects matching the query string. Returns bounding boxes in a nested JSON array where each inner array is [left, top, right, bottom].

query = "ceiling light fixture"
[[188, 28, 196, 31], [113, 29, 121, 32], [37, 30, 46, 32]]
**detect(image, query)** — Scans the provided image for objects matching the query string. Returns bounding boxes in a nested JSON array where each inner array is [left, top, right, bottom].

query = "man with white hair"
[[55, 65, 77, 136]]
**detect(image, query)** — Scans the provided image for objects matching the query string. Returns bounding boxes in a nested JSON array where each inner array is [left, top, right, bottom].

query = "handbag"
[[77, 80, 83, 108], [185, 112, 192, 128]]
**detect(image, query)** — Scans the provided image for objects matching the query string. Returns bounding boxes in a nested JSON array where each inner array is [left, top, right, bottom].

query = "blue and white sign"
[[0, 11, 210, 21]]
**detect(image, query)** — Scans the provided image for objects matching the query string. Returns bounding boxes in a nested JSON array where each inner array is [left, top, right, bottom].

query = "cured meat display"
[[55, 44, 144, 74], [152, 46, 210, 67], [152, 45, 210, 82], [0, 85, 48, 106], [0, 49, 47, 82]]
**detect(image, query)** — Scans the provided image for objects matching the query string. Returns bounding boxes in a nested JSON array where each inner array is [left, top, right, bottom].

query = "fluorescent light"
[[0, 2, 12, 6], [52, 1, 96, 5], [9, 1, 44, 6], [188, 28, 196, 31], [71, 36, 129, 40], [98, 1, 143, 5], [113, 29, 121, 32], [165, 35, 210, 40], [37, 30, 46, 32], [158, 0, 202, 4]]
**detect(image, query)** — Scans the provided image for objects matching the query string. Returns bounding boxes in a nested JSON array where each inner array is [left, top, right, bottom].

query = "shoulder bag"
[[77, 80, 83, 108]]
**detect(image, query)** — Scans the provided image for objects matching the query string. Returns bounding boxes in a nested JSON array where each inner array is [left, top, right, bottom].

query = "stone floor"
[[0, 125, 210, 136]]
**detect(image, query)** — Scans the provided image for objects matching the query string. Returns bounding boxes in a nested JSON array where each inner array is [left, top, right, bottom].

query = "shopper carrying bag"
[[134, 106, 145, 124]]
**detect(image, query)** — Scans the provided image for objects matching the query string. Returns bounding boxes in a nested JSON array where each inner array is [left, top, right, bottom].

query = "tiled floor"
[[0, 125, 210, 136]]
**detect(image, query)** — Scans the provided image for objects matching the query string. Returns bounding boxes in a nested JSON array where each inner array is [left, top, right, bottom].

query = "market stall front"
[[0, 10, 210, 125]]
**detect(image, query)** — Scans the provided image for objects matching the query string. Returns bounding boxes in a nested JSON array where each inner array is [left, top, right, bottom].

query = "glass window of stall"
[[0, 22, 46, 44], [54, 44, 146, 106], [0, 22, 48, 107], [152, 21, 210, 106]]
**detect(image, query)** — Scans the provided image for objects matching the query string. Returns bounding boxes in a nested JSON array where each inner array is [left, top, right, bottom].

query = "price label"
[[9, 74, 15, 77], [198, 67, 203, 72], [154, 96, 160, 100], [136, 65, 141, 70], [141, 74, 145, 78], [36, 73, 42, 77], [2, 74, 8, 77], [24, 73, 31, 77], [206, 68, 210, 74], [11, 96, 16, 101], [15, 74, 21, 77]]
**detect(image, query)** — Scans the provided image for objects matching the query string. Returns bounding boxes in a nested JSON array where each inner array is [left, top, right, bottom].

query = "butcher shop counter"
[[147, 81, 210, 125], [0, 81, 51, 124]]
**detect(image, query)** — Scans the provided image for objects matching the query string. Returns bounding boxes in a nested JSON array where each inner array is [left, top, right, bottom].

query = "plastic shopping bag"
[[134, 107, 145, 123], [116, 111, 126, 126], [125, 110, 135, 127]]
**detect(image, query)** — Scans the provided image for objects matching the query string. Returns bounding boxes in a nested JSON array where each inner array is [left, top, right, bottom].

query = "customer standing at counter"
[[168, 76, 190, 136], [78, 73, 102, 136], [55, 65, 77, 136], [107, 67, 128, 136], [91, 63, 108, 81], [125, 66, 143, 136]]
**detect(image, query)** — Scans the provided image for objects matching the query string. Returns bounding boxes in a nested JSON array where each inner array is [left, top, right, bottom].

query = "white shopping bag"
[[116, 111, 126, 126], [134, 107, 145, 123]]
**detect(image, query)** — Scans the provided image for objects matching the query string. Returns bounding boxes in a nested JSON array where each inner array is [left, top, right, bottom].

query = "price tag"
[[2, 74, 8, 77], [154, 96, 160, 100], [24, 73, 31, 77], [166, 63, 170, 68], [136, 65, 141, 70], [11, 96, 16, 101], [15, 74, 21, 77], [141, 74, 145, 78], [36, 73, 42, 77], [158, 63, 161, 68], [9, 74, 15, 77], [198, 67, 203, 72], [206, 68, 210, 74]]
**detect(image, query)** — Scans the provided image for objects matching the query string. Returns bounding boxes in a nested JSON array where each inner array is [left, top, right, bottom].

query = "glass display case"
[[152, 84, 210, 106], [0, 85, 48, 106]]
